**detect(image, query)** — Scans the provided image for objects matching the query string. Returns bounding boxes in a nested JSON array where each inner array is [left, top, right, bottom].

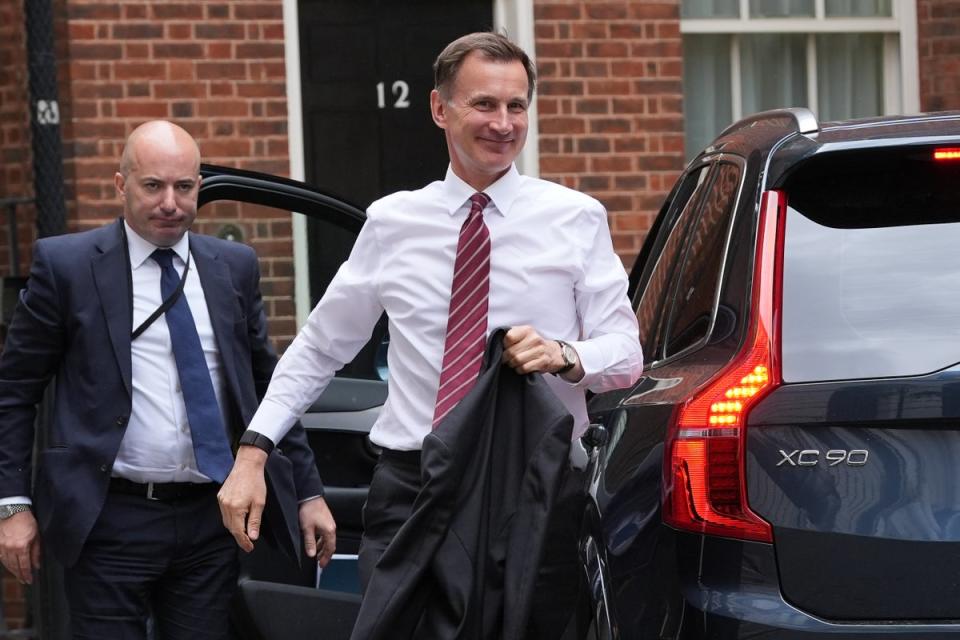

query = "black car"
[[581, 108, 960, 638]]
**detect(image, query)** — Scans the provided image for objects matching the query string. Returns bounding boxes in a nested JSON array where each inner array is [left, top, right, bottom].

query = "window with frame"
[[681, 0, 919, 157]]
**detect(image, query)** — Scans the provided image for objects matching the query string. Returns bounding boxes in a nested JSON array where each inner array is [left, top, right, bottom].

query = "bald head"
[[115, 120, 202, 247], [119, 120, 201, 178]]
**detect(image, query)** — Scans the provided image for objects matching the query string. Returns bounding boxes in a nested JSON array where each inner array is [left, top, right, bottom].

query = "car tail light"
[[933, 148, 960, 161], [662, 190, 786, 543]]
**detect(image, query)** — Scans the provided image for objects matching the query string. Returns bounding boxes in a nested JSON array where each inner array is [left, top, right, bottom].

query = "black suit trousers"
[[62, 485, 238, 640]]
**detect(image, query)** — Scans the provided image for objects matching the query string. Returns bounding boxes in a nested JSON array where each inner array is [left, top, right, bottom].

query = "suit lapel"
[[92, 220, 133, 397], [191, 237, 244, 416]]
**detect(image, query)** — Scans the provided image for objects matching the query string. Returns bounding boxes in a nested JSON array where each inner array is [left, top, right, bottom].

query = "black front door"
[[298, 0, 492, 304]]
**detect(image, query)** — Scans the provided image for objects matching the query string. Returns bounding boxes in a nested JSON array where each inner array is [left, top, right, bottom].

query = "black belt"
[[379, 447, 421, 467], [109, 477, 217, 502]]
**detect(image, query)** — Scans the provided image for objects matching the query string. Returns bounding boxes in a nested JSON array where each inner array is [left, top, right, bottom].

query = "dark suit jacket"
[[351, 329, 574, 640], [0, 219, 323, 567]]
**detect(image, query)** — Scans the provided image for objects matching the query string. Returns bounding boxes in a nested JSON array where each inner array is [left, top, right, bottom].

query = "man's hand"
[[0, 511, 41, 584], [298, 497, 337, 567], [502, 325, 562, 374], [217, 446, 268, 553]]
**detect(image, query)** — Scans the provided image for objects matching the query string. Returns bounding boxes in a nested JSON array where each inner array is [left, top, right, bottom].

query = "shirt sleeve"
[[247, 216, 385, 443], [567, 201, 644, 393]]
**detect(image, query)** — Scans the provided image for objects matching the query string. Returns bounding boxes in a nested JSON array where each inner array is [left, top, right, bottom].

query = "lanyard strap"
[[131, 252, 191, 341], [119, 218, 193, 341]]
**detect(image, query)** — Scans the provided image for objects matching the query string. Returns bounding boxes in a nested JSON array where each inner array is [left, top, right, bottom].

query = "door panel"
[[199, 167, 374, 639]]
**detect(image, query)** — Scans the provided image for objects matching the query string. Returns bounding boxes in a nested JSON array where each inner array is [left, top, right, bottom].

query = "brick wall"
[[918, 0, 960, 111], [60, 0, 297, 344], [533, 0, 685, 267], [0, 0, 34, 283], [0, 0, 31, 628]]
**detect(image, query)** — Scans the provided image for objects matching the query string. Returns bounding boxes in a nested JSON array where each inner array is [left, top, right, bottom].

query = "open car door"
[[200, 165, 382, 639]]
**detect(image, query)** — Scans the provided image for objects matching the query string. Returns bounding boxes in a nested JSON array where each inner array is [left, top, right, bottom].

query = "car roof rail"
[[716, 107, 820, 139]]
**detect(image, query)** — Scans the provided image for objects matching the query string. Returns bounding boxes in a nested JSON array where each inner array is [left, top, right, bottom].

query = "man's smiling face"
[[431, 51, 530, 191]]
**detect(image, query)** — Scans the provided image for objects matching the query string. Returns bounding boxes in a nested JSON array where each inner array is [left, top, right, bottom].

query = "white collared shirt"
[[113, 222, 227, 483], [248, 165, 643, 451]]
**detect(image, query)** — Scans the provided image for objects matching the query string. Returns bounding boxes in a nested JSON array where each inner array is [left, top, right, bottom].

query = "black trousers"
[[63, 484, 238, 640], [358, 449, 588, 640]]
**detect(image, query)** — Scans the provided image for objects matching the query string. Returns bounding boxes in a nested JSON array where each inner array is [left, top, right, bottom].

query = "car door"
[[198, 165, 380, 639]]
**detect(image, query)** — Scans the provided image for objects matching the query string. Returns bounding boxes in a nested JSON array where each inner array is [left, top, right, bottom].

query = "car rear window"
[[780, 145, 960, 382]]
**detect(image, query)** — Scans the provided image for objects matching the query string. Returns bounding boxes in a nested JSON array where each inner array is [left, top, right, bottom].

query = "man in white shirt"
[[219, 33, 643, 637], [0, 121, 335, 639]]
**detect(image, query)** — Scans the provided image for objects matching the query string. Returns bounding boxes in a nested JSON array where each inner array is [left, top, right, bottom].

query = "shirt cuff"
[[246, 397, 301, 445], [0, 496, 32, 507], [566, 339, 603, 389]]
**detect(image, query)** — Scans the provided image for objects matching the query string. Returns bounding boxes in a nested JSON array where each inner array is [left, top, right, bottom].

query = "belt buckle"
[[145, 482, 159, 501]]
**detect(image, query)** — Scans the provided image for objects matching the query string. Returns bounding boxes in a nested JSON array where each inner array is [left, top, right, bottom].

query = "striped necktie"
[[433, 192, 491, 428]]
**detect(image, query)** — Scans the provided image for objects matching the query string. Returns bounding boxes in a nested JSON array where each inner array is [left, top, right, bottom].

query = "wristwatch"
[[0, 504, 31, 520], [554, 340, 579, 375], [239, 430, 275, 455]]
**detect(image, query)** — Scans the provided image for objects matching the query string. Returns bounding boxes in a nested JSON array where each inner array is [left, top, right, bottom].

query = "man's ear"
[[430, 89, 447, 130], [114, 172, 126, 200]]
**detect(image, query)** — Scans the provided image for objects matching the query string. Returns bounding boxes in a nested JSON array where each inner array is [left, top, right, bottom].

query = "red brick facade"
[[534, 1, 684, 266], [0, 0, 34, 280], [918, 0, 960, 111]]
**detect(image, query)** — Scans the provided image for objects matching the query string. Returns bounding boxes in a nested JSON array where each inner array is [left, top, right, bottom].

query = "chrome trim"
[[677, 428, 739, 439]]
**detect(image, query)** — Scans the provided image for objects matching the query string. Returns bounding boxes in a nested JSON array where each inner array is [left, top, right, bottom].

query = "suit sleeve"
[[243, 252, 324, 501], [0, 241, 65, 498]]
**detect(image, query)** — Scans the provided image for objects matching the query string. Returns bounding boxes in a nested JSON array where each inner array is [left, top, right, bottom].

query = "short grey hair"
[[433, 32, 536, 101]]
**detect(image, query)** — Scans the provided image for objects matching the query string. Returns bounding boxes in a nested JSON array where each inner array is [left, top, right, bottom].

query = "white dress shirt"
[[248, 165, 643, 451], [113, 222, 228, 483]]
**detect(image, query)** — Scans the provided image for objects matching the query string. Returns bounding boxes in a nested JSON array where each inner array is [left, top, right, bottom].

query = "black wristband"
[[239, 430, 275, 455]]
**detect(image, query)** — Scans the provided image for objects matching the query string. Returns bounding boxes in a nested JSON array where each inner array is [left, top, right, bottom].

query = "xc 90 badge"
[[777, 449, 869, 467]]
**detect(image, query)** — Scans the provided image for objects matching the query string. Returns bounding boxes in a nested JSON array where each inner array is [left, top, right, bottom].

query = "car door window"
[[634, 165, 711, 363], [662, 160, 743, 358]]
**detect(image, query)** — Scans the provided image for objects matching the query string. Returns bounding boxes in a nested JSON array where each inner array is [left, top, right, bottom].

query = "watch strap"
[[555, 340, 576, 375], [238, 430, 275, 455], [0, 504, 31, 520]]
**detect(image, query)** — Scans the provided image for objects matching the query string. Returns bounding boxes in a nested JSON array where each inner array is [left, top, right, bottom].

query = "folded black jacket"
[[350, 329, 574, 640]]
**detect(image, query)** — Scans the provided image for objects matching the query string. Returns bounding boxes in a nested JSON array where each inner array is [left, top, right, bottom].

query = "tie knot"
[[151, 248, 176, 269], [469, 192, 490, 213]]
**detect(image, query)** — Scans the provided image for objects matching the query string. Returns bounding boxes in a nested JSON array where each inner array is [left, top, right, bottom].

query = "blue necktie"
[[151, 249, 234, 483]]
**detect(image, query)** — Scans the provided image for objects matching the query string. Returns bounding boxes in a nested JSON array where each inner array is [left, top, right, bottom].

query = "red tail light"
[[662, 190, 786, 543], [933, 148, 960, 161]]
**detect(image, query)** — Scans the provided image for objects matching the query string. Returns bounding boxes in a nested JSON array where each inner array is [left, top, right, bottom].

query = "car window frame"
[[659, 154, 747, 363], [632, 161, 714, 365]]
